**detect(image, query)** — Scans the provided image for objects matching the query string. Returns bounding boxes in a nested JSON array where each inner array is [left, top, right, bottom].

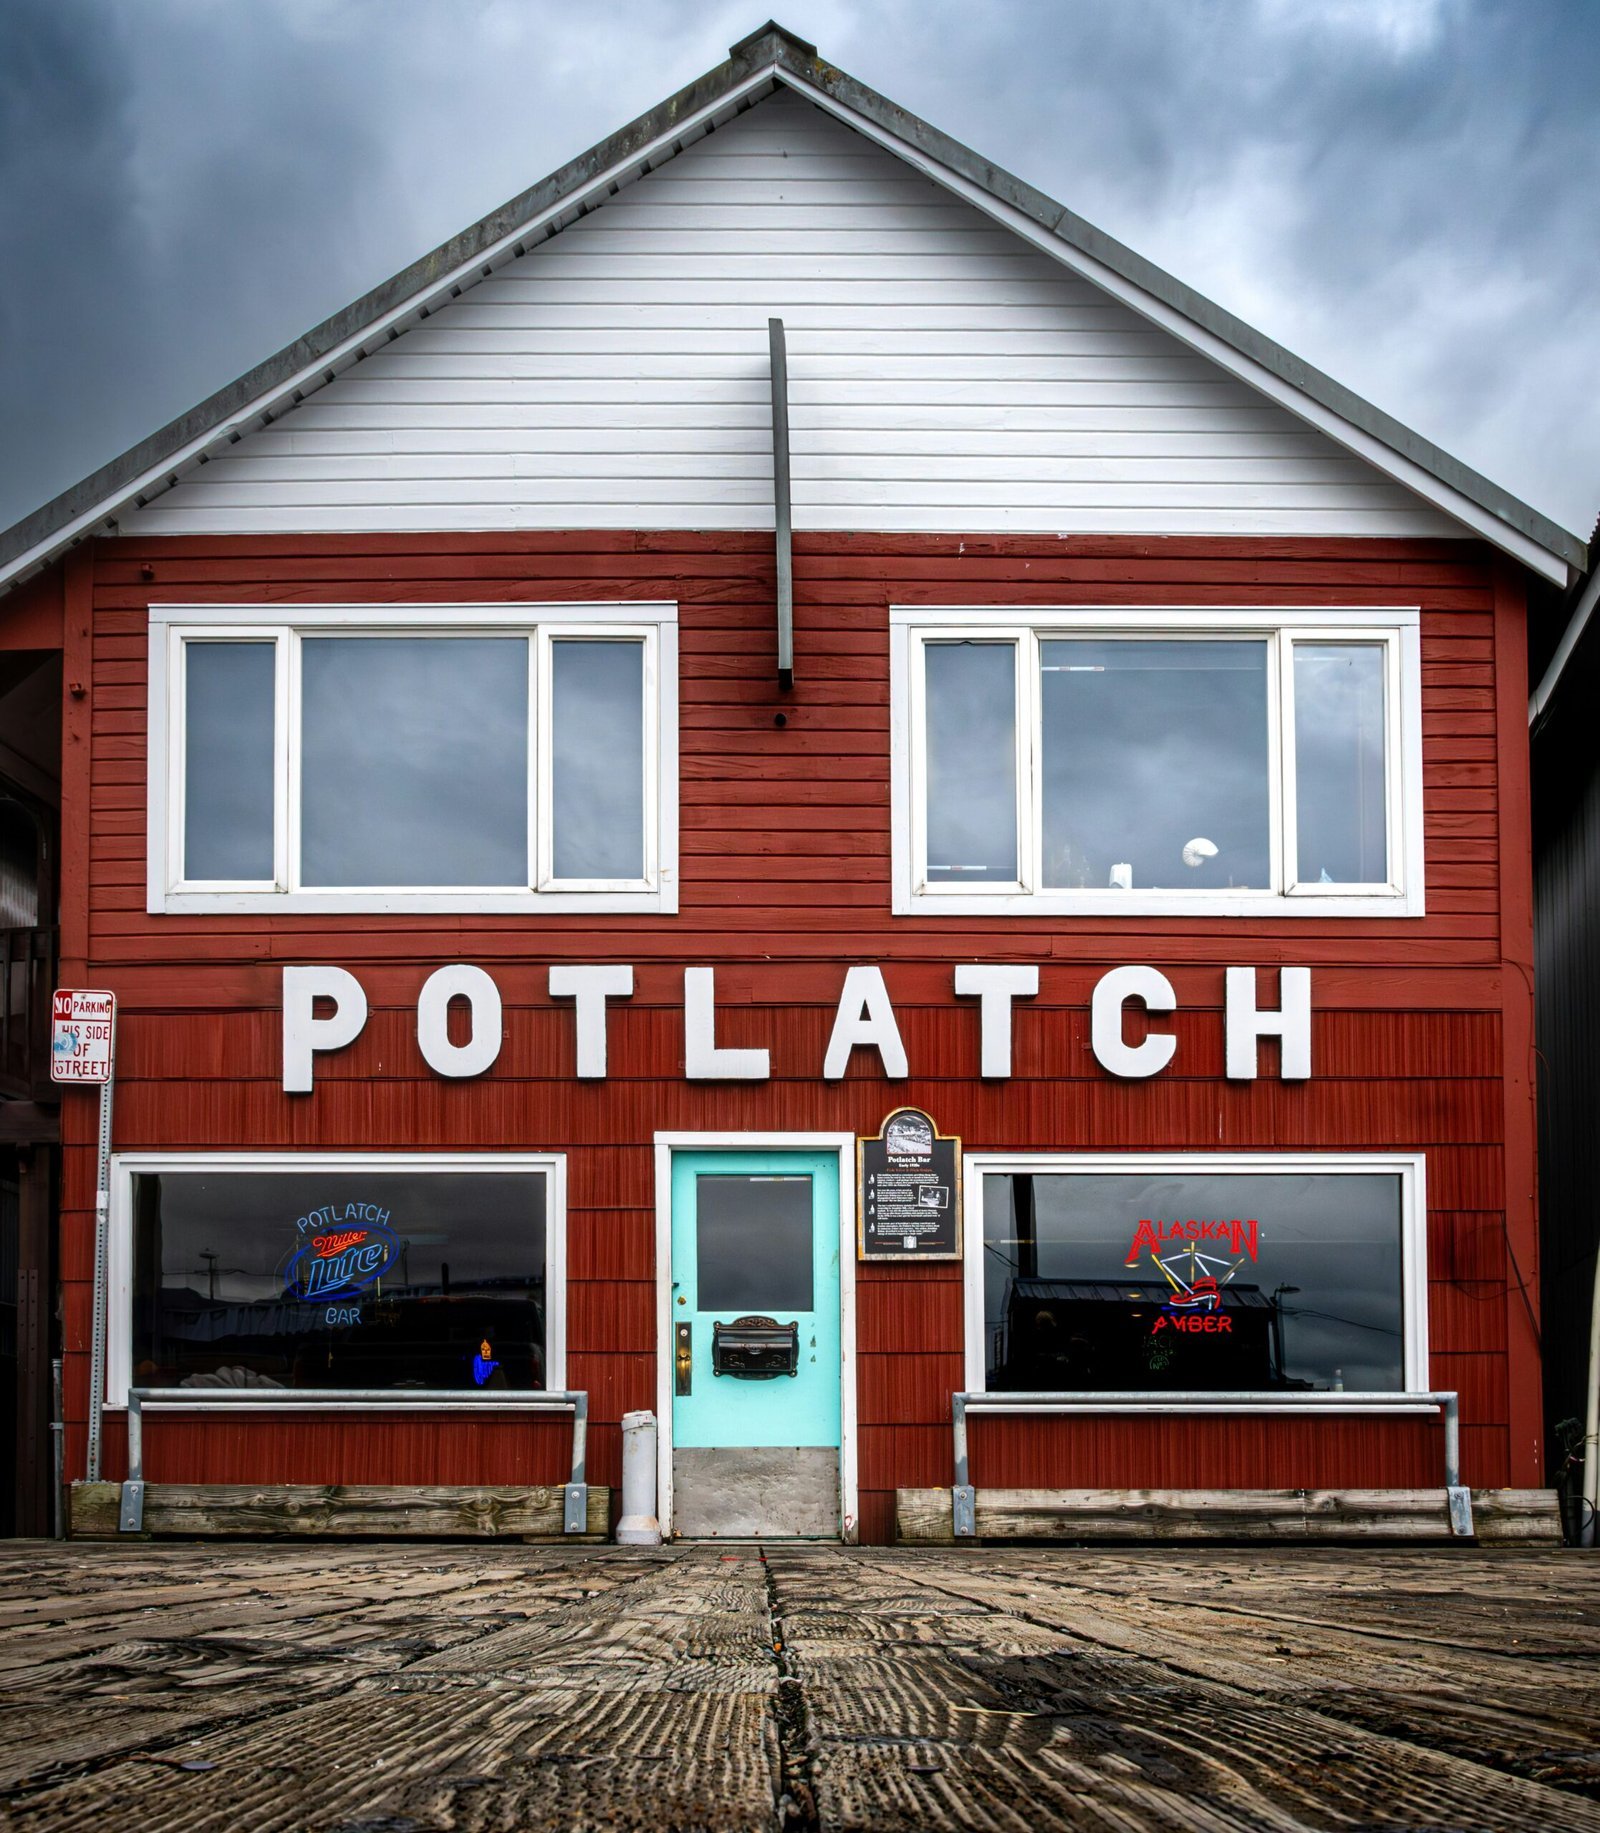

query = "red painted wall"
[[56, 530, 1541, 1541]]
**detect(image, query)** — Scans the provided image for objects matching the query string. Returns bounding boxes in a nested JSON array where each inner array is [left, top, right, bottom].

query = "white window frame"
[[148, 602, 678, 915], [962, 1150, 1429, 1406], [105, 1149, 567, 1409], [891, 605, 1423, 917]]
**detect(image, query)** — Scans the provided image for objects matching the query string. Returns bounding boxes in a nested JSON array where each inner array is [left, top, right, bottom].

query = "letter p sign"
[[283, 966, 368, 1094]]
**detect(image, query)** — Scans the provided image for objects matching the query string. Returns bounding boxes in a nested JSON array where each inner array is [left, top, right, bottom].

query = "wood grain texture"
[[69, 1480, 610, 1539], [893, 1485, 1561, 1544], [4, 1532, 1597, 1828], [55, 527, 1543, 1526]]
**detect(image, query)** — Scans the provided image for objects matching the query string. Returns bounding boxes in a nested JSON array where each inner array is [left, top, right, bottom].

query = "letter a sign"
[[51, 988, 116, 1084]]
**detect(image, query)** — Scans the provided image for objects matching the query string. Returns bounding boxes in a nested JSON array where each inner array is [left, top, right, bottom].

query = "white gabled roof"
[[0, 20, 1585, 591]]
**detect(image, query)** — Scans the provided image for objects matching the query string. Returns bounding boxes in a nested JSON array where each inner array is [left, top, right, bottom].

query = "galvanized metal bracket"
[[564, 1483, 589, 1535], [952, 1483, 976, 1538], [1446, 1484, 1475, 1538], [118, 1479, 145, 1534]]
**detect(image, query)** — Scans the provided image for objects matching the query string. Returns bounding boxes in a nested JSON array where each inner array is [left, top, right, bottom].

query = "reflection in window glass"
[[131, 1169, 548, 1391], [924, 642, 1017, 883], [696, 1175, 813, 1313], [1040, 640, 1270, 891], [1295, 644, 1388, 885], [184, 642, 275, 880], [300, 638, 528, 887], [981, 1170, 1404, 1392], [551, 640, 645, 880]]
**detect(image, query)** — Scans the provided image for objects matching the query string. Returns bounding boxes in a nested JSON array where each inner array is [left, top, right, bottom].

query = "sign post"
[[51, 990, 116, 1481], [857, 1106, 962, 1261]]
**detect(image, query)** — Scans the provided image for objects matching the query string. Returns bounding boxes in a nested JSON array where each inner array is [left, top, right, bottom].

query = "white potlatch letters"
[[281, 961, 1314, 1091]]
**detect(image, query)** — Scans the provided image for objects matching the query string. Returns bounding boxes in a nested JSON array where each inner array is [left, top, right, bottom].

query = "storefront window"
[[128, 1165, 550, 1393], [980, 1166, 1408, 1393]]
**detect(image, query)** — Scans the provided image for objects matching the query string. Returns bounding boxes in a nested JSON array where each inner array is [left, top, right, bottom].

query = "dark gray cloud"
[[3, 0, 1596, 537]]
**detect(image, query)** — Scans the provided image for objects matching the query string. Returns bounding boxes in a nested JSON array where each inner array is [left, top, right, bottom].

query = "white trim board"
[[960, 1149, 1430, 1402], [652, 1131, 859, 1543], [105, 1150, 568, 1410]]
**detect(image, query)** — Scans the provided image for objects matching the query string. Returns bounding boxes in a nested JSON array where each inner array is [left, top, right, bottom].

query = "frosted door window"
[[300, 637, 528, 887], [551, 640, 645, 880], [184, 642, 275, 880], [1040, 640, 1270, 891], [923, 642, 1017, 883], [695, 1175, 814, 1313], [1294, 644, 1388, 885]]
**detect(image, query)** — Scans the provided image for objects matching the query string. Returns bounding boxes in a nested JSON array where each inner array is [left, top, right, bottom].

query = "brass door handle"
[[675, 1322, 693, 1396]]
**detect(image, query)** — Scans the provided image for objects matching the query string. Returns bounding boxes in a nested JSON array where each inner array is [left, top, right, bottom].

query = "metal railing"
[[950, 1389, 1471, 1538], [117, 1387, 590, 1535], [0, 925, 56, 1102]]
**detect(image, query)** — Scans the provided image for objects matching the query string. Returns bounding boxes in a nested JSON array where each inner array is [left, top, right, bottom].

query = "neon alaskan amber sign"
[[1125, 1215, 1259, 1336]]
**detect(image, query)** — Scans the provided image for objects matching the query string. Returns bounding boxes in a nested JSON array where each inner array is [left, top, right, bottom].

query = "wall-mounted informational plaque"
[[857, 1107, 962, 1261]]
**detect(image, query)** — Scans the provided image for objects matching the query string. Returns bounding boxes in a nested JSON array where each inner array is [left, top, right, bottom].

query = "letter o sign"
[[417, 965, 503, 1078]]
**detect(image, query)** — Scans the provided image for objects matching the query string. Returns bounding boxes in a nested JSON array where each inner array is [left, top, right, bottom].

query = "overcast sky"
[[3, 0, 1596, 541]]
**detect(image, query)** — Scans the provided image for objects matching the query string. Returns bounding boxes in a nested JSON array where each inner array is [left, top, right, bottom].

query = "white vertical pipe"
[[616, 1408, 661, 1545]]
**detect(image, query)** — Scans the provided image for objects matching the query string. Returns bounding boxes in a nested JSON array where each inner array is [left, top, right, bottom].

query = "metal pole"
[[564, 1391, 589, 1535], [115, 1388, 592, 1534], [768, 316, 794, 692], [951, 1392, 975, 1537], [50, 1357, 64, 1540], [117, 1389, 145, 1532], [85, 1074, 113, 1481], [948, 1390, 1471, 1540]]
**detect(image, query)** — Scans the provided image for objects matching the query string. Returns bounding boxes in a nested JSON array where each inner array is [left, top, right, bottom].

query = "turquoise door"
[[670, 1150, 841, 1537]]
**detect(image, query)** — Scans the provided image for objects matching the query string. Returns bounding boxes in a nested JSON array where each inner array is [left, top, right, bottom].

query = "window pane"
[[184, 642, 275, 880], [1040, 639, 1269, 891], [300, 637, 527, 887], [131, 1170, 548, 1391], [551, 640, 645, 880], [1295, 643, 1388, 884], [923, 642, 1017, 883], [696, 1175, 813, 1313], [982, 1170, 1404, 1393]]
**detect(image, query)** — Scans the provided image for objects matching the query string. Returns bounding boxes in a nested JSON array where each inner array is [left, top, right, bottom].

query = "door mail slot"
[[712, 1315, 799, 1379]]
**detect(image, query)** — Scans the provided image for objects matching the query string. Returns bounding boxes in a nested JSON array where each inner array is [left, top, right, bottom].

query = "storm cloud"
[[2, 0, 1596, 538]]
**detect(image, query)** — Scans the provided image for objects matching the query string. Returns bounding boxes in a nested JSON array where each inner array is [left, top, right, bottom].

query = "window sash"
[[905, 613, 1412, 911], [162, 613, 662, 901], [960, 1150, 1429, 1399], [106, 1150, 568, 1408]]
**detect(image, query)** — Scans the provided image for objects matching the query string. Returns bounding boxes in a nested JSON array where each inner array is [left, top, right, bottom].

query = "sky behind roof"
[[2, 0, 1596, 542]]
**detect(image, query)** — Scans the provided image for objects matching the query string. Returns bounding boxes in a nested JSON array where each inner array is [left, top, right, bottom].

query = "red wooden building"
[[0, 24, 1584, 1544]]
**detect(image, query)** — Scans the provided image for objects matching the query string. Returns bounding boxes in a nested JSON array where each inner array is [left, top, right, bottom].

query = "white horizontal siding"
[[122, 89, 1463, 540]]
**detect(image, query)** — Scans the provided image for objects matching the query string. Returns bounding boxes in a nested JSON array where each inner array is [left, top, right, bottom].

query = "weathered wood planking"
[[70, 1480, 610, 1539], [7, 1540, 1600, 1829], [895, 1485, 1562, 1544]]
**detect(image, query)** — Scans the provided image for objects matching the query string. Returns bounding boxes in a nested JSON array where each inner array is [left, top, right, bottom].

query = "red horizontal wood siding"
[[57, 531, 1541, 1538]]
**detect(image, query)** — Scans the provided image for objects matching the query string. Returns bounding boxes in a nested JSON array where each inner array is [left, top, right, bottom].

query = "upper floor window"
[[149, 604, 677, 915], [891, 606, 1422, 917]]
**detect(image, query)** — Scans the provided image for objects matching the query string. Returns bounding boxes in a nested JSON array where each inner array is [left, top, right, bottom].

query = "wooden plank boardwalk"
[[3, 1542, 1600, 1831]]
